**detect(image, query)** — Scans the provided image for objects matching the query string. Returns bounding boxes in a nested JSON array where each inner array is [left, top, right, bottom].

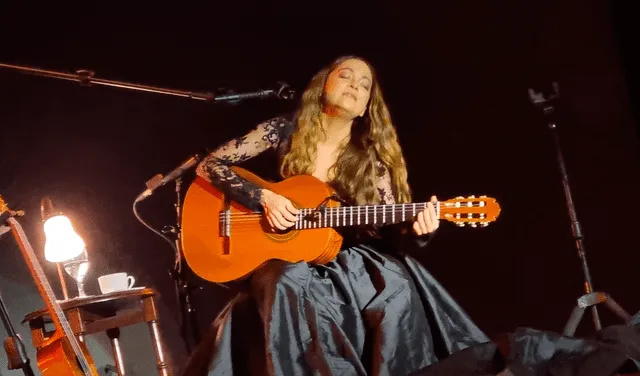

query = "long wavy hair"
[[280, 55, 412, 206]]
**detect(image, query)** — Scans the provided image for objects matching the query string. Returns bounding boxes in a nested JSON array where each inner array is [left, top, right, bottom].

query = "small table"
[[23, 287, 171, 376]]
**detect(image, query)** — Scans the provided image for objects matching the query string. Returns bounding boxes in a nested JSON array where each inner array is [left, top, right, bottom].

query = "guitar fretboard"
[[294, 202, 436, 229], [7, 218, 93, 375]]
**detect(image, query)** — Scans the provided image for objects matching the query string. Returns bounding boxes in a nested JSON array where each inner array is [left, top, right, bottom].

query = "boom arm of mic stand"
[[0, 62, 218, 101]]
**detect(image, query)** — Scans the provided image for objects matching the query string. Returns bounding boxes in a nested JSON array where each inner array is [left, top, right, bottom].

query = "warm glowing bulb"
[[43, 215, 86, 262]]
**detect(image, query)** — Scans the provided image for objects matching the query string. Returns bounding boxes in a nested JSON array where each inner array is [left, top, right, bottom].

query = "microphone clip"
[[135, 153, 203, 203]]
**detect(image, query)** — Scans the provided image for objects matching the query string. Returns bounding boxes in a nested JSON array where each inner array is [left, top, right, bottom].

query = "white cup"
[[98, 273, 135, 294]]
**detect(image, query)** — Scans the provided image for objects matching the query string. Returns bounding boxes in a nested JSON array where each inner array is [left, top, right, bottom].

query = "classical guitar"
[[181, 166, 501, 283], [0, 196, 99, 375]]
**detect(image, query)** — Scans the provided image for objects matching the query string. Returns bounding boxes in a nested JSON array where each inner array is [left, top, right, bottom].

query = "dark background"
[[0, 1, 638, 374]]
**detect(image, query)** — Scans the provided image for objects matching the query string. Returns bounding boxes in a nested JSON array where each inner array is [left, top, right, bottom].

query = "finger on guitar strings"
[[413, 220, 424, 236], [426, 202, 438, 231], [417, 210, 429, 235]]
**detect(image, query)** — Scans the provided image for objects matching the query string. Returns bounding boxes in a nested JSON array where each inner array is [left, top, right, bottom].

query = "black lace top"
[[196, 115, 433, 249], [196, 116, 396, 210]]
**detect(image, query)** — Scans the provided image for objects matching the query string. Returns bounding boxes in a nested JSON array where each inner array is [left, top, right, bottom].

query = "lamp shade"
[[43, 215, 85, 262]]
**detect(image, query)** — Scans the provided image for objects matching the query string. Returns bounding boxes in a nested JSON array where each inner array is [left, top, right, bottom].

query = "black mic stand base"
[[563, 292, 633, 337]]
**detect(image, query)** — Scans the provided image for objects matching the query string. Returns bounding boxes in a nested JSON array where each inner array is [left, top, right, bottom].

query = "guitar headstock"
[[439, 195, 501, 228]]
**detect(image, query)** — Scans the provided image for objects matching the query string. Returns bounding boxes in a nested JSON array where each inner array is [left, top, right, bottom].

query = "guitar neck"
[[294, 202, 433, 229], [6, 217, 94, 375]]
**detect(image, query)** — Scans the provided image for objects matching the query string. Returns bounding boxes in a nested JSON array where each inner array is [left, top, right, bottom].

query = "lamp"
[[41, 197, 90, 298]]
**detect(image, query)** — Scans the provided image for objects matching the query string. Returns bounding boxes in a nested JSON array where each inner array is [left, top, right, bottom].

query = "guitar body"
[[181, 166, 501, 284], [181, 168, 343, 283], [36, 338, 98, 375]]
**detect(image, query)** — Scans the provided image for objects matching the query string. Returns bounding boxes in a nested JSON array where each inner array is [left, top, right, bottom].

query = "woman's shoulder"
[[259, 113, 296, 143]]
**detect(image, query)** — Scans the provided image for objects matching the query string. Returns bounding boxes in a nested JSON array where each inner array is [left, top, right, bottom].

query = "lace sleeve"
[[196, 117, 291, 211], [375, 162, 434, 248]]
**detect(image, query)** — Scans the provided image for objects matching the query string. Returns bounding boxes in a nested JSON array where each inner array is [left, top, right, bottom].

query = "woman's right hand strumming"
[[260, 189, 300, 231]]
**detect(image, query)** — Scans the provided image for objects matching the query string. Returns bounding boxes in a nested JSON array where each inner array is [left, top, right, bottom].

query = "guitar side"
[[36, 339, 96, 376], [181, 168, 343, 283]]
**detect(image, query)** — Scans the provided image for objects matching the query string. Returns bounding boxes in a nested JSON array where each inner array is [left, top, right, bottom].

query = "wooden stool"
[[23, 287, 171, 376]]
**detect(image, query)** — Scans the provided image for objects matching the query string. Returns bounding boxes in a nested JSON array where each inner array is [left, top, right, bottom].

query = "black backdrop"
[[0, 1, 638, 374]]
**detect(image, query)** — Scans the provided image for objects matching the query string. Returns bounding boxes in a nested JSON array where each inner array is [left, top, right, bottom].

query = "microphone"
[[135, 154, 202, 202], [275, 82, 296, 100], [214, 82, 295, 103]]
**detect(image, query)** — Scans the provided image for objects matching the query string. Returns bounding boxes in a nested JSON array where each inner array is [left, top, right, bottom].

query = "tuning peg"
[[470, 222, 477, 228], [480, 222, 489, 227], [469, 195, 475, 199], [480, 195, 487, 198], [456, 222, 465, 227]]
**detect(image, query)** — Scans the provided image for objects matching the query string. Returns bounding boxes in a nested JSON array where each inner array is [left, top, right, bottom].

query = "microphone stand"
[[0, 208, 35, 376], [0, 62, 295, 103], [528, 83, 632, 336], [132, 155, 205, 353], [164, 177, 201, 352], [0, 291, 35, 376]]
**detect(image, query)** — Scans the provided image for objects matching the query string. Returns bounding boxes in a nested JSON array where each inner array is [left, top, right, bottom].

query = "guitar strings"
[[221, 206, 490, 223], [223, 203, 488, 219]]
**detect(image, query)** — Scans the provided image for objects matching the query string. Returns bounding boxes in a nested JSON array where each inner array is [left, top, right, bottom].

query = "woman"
[[182, 55, 491, 375]]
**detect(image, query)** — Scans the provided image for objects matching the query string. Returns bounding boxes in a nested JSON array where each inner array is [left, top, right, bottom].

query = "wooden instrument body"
[[181, 167, 501, 284], [181, 169, 343, 283], [1, 196, 99, 375], [36, 337, 96, 376]]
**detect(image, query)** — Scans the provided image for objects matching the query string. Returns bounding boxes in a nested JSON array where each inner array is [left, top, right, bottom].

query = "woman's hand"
[[260, 189, 300, 231], [413, 196, 439, 236]]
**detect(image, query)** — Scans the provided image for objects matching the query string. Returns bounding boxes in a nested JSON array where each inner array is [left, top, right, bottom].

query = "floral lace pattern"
[[196, 117, 293, 210]]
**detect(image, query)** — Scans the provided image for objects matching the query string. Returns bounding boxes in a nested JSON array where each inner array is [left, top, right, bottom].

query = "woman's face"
[[323, 58, 373, 119]]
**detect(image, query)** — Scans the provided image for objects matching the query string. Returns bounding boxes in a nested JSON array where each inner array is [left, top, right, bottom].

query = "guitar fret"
[[296, 201, 446, 230], [324, 208, 327, 228], [330, 208, 333, 227]]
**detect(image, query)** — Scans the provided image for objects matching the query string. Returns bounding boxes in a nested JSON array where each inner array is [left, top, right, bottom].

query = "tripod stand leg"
[[564, 305, 586, 336], [602, 294, 633, 322], [591, 306, 602, 332]]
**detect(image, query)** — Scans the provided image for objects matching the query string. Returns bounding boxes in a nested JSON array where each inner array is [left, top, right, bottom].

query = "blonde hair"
[[280, 56, 411, 205]]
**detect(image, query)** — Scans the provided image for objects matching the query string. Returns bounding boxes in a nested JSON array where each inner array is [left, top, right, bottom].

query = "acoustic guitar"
[[181, 166, 501, 283], [0, 196, 99, 375]]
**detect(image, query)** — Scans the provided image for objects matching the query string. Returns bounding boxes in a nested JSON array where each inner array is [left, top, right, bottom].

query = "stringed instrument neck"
[[8, 218, 95, 374], [2, 194, 96, 375], [224, 195, 500, 232]]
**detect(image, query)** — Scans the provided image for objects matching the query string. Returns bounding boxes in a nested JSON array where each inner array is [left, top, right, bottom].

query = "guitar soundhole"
[[259, 217, 298, 242]]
